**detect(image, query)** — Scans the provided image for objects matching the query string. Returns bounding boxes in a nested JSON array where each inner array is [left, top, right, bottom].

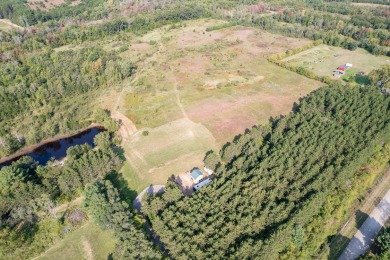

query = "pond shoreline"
[[0, 123, 104, 165]]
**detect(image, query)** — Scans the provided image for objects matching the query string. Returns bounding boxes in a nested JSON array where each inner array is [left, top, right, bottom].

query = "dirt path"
[[111, 111, 138, 139], [339, 189, 390, 260], [0, 19, 24, 30], [53, 196, 84, 214], [82, 237, 94, 260], [171, 67, 190, 120]]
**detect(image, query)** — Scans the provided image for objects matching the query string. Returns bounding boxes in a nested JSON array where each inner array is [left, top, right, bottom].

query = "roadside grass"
[[282, 44, 389, 80], [121, 161, 150, 194], [36, 221, 116, 260], [313, 143, 390, 259]]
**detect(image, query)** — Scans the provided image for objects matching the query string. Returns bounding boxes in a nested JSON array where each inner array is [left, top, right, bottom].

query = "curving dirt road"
[[339, 189, 390, 260]]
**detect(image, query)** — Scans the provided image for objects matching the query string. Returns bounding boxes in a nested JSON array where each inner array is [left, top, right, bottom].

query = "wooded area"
[[147, 86, 390, 258]]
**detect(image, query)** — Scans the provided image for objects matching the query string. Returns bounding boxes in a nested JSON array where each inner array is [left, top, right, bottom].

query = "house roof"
[[190, 168, 204, 180]]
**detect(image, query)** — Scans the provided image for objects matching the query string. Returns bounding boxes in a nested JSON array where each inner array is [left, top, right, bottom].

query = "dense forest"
[[145, 86, 390, 258]]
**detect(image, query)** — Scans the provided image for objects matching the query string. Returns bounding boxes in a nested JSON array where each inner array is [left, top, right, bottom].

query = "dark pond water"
[[1, 127, 104, 167]]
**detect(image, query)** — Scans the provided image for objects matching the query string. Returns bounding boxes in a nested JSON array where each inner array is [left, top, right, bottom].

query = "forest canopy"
[[148, 86, 390, 259]]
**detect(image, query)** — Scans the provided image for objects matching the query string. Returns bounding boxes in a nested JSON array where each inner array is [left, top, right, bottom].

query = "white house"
[[189, 168, 204, 184]]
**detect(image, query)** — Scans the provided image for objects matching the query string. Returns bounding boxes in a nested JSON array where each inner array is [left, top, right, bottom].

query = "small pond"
[[1, 127, 104, 167]]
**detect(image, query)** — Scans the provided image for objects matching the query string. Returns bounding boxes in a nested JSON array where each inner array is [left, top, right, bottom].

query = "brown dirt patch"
[[81, 237, 93, 260], [176, 171, 194, 196], [111, 111, 138, 141], [186, 92, 296, 144]]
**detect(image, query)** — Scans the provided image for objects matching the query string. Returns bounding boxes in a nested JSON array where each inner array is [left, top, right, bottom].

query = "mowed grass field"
[[283, 44, 390, 79], [36, 222, 116, 260]]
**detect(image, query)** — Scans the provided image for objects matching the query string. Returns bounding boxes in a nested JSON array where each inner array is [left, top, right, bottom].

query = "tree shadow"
[[355, 210, 369, 229], [354, 74, 370, 85], [105, 171, 138, 204], [111, 146, 126, 162], [328, 234, 350, 260]]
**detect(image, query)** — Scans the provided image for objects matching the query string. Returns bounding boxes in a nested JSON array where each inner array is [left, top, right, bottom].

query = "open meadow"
[[91, 20, 325, 190], [53, 19, 324, 192]]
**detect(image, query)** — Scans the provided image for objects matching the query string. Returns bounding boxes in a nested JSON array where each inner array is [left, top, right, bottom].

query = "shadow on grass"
[[105, 171, 138, 204]]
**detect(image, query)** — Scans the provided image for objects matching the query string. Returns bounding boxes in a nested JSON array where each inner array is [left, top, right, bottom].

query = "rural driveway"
[[339, 189, 390, 260], [132, 185, 165, 213]]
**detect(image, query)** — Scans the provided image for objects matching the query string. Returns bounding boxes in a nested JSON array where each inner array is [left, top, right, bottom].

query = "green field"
[[283, 44, 389, 80], [36, 222, 116, 260]]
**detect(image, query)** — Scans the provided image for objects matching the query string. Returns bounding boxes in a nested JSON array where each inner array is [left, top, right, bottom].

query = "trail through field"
[[82, 237, 94, 260], [0, 19, 24, 30], [112, 111, 138, 139], [171, 66, 190, 120], [53, 196, 83, 214]]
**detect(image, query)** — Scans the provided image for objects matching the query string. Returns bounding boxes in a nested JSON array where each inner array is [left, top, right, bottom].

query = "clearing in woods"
[[35, 222, 116, 260], [90, 19, 324, 190], [282, 44, 389, 79]]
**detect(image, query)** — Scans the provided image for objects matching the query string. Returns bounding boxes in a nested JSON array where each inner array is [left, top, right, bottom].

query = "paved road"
[[132, 185, 165, 213], [339, 189, 390, 260]]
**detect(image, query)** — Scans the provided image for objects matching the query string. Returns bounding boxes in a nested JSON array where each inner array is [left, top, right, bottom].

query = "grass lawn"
[[36, 221, 116, 260], [283, 44, 389, 80]]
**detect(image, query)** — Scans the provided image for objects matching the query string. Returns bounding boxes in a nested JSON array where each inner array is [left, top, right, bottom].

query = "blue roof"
[[190, 168, 203, 179]]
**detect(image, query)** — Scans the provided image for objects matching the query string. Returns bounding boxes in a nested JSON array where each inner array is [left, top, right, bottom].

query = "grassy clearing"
[[122, 118, 217, 186], [118, 20, 322, 141], [36, 221, 116, 260], [283, 44, 389, 80]]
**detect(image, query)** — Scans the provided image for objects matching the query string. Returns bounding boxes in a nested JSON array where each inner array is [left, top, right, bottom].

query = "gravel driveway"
[[132, 185, 165, 212]]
